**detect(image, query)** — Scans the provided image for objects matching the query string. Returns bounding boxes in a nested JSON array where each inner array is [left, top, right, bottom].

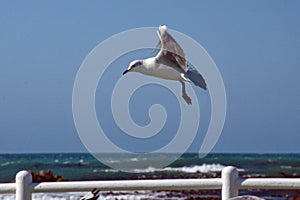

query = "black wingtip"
[[199, 84, 207, 91]]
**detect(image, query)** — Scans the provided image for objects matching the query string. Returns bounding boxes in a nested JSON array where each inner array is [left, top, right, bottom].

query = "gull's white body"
[[131, 57, 185, 81]]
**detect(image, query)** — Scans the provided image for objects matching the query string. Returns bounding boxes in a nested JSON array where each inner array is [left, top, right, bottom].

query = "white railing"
[[0, 166, 300, 200]]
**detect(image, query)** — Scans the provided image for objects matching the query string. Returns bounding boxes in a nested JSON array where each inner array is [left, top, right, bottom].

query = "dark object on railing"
[[28, 169, 68, 182], [80, 188, 100, 200]]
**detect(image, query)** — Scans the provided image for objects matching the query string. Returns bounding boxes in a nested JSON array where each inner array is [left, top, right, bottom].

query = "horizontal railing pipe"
[[237, 178, 300, 190], [1, 166, 300, 200], [31, 178, 222, 193], [0, 183, 15, 194]]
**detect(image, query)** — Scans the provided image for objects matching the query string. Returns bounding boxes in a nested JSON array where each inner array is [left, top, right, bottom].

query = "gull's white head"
[[122, 60, 144, 75], [159, 24, 167, 35], [159, 24, 167, 31]]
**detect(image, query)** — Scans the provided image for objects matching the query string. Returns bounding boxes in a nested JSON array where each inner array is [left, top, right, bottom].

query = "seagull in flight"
[[123, 25, 207, 105]]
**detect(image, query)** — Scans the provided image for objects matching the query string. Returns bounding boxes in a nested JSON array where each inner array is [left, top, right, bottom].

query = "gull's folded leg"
[[180, 81, 192, 105]]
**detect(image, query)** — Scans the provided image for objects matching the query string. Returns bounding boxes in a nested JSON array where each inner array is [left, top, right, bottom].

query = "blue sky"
[[0, 1, 299, 153]]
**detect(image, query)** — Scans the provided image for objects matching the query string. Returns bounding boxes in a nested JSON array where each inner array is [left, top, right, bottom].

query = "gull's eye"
[[132, 64, 135, 68]]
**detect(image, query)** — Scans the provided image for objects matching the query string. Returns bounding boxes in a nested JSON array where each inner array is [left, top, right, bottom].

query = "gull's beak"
[[122, 69, 129, 75]]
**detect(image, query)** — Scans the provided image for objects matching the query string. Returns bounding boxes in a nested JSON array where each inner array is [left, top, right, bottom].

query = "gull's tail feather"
[[185, 68, 207, 90]]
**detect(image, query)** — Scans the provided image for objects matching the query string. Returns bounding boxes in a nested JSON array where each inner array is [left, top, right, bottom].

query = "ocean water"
[[0, 153, 300, 199]]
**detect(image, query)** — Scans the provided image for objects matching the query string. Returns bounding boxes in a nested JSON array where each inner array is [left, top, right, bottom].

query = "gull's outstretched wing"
[[156, 25, 188, 73]]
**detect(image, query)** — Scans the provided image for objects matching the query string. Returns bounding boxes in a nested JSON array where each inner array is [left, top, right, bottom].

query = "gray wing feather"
[[156, 27, 188, 72]]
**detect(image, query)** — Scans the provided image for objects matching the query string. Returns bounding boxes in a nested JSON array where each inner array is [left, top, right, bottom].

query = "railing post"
[[222, 166, 239, 199], [16, 171, 32, 200]]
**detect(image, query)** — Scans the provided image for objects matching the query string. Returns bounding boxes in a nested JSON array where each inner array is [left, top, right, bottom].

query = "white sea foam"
[[104, 168, 120, 173], [1, 162, 12, 167], [165, 163, 225, 173], [133, 166, 157, 173], [280, 165, 292, 169], [133, 163, 226, 173], [106, 160, 120, 164]]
